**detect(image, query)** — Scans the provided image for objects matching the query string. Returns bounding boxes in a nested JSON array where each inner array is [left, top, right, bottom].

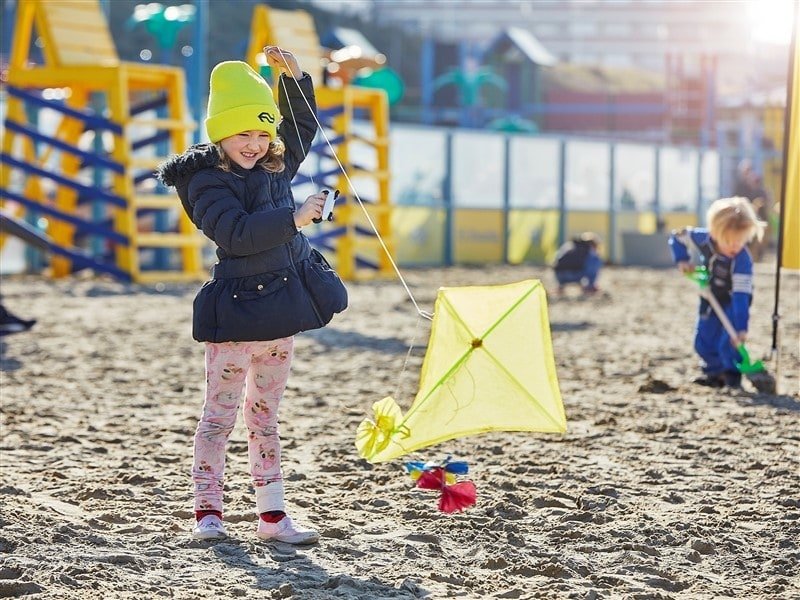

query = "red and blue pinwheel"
[[404, 457, 476, 513]]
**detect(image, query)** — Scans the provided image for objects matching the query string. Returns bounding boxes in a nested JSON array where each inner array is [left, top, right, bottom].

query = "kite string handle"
[[274, 51, 433, 322]]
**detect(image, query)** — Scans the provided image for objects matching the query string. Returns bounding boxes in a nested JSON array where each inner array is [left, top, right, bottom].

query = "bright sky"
[[747, 0, 798, 44]]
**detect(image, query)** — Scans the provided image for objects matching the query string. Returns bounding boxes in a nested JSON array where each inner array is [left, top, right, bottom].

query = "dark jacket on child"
[[157, 74, 346, 342], [553, 239, 593, 272]]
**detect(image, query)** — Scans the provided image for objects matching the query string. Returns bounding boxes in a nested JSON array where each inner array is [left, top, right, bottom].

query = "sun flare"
[[748, 0, 797, 44]]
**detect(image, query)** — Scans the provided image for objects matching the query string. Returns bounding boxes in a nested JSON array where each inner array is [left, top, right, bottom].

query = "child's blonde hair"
[[576, 231, 600, 248], [707, 196, 765, 244], [215, 137, 286, 174]]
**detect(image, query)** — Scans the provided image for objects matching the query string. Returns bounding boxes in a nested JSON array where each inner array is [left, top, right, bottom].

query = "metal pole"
[[608, 143, 616, 263], [502, 135, 510, 264], [94, 0, 110, 261], [421, 36, 434, 125], [2, 0, 17, 57], [653, 145, 661, 225], [557, 139, 566, 246], [443, 131, 453, 266], [458, 41, 470, 128], [696, 148, 704, 226], [91, 93, 106, 260], [770, 2, 798, 389], [718, 128, 729, 196], [191, 0, 208, 144], [153, 44, 172, 271]]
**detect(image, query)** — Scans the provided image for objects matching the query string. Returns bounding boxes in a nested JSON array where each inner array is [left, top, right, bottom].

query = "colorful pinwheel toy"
[[404, 457, 477, 513]]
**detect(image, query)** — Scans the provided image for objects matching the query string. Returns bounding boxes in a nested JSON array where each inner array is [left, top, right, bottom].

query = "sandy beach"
[[1, 259, 798, 599]]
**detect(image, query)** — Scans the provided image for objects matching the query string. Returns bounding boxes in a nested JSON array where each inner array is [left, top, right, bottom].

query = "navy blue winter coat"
[[157, 73, 346, 342]]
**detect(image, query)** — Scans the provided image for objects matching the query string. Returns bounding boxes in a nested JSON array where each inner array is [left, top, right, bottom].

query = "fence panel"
[[509, 137, 561, 209], [659, 146, 699, 212]]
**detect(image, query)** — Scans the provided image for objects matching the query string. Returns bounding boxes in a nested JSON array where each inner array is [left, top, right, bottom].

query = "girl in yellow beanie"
[[158, 46, 345, 545]]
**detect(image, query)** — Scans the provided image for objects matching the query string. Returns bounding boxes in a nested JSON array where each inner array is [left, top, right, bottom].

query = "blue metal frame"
[[6, 87, 123, 134], [3, 121, 124, 173], [1, 189, 129, 245], [0, 154, 127, 207]]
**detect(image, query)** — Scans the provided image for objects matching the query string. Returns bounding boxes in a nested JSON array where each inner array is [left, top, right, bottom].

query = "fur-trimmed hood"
[[155, 143, 220, 222], [156, 142, 219, 187]]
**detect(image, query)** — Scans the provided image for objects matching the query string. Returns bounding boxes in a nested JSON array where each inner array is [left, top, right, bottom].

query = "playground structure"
[[246, 5, 394, 280], [1, 2, 394, 283], [1, 2, 780, 281], [0, 0, 204, 283]]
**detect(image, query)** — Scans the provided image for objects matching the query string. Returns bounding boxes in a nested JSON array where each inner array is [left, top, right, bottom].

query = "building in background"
[[367, 0, 789, 97], [309, 0, 793, 196]]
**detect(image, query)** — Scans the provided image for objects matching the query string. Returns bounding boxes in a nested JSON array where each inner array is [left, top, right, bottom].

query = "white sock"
[[255, 480, 285, 514]]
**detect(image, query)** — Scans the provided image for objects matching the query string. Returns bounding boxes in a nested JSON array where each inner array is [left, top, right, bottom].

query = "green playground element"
[[126, 3, 196, 56], [685, 266, 766, 375], [432, 64, 507, 108], [352, 67, 405, 105], [487, 115, 539, 133]]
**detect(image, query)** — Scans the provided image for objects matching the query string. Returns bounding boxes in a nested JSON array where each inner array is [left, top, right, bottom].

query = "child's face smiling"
[[220, 130, 271, 169]]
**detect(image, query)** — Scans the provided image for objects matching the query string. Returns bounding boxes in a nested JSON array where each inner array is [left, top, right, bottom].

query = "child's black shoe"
[[0, 306, 36, 337], [722, 370, 742, 389], [692, 374, 725, 388]]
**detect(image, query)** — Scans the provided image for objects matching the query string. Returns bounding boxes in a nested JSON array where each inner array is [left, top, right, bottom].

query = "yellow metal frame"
[[247, 4, 394, 280], [1, 0, 204, 283], [762, 104, 785, 211]]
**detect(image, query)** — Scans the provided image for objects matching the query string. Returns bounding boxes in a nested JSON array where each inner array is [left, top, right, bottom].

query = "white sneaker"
[[256, 515, 319, 545], [192, 515, 227, 540]]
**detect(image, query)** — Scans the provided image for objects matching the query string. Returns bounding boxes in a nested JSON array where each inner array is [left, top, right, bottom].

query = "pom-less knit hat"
[[205, 61, 279, 143]]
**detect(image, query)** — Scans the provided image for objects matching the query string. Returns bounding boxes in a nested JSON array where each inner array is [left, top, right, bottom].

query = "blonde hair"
[[215, 137, 286, 174], [707, 196, 765, 244], [577, 231, 600, 247]]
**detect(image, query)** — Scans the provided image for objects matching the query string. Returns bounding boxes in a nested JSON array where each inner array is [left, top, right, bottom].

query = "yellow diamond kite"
[[356, 279, 566, 463]]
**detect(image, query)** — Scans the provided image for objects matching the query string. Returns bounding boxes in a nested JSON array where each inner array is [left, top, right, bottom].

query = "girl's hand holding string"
[[264, 46, 302, 79], [293, 192, 326, 229]]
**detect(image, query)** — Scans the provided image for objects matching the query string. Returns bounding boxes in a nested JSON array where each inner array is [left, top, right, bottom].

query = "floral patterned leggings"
[[192, 337, 293, 515]]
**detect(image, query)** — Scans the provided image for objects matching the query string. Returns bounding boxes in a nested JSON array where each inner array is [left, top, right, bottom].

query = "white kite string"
[[273, 50, 433, 322]]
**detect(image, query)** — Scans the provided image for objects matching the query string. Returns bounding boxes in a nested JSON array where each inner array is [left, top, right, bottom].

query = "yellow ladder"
[[1, 0, 205, 283]]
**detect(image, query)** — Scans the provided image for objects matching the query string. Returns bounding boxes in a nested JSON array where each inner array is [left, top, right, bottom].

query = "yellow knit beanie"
[[205, 61, 279, 143]]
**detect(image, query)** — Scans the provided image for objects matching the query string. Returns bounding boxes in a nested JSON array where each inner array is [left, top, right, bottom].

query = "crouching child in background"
[[553, 232, 603, 295]]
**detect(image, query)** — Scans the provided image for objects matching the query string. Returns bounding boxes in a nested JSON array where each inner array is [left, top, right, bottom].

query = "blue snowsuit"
[[669, 228, 754, 379]]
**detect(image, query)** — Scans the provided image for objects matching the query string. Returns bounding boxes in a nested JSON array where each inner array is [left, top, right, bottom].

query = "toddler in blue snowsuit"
[[669, 197, 764, 388]]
